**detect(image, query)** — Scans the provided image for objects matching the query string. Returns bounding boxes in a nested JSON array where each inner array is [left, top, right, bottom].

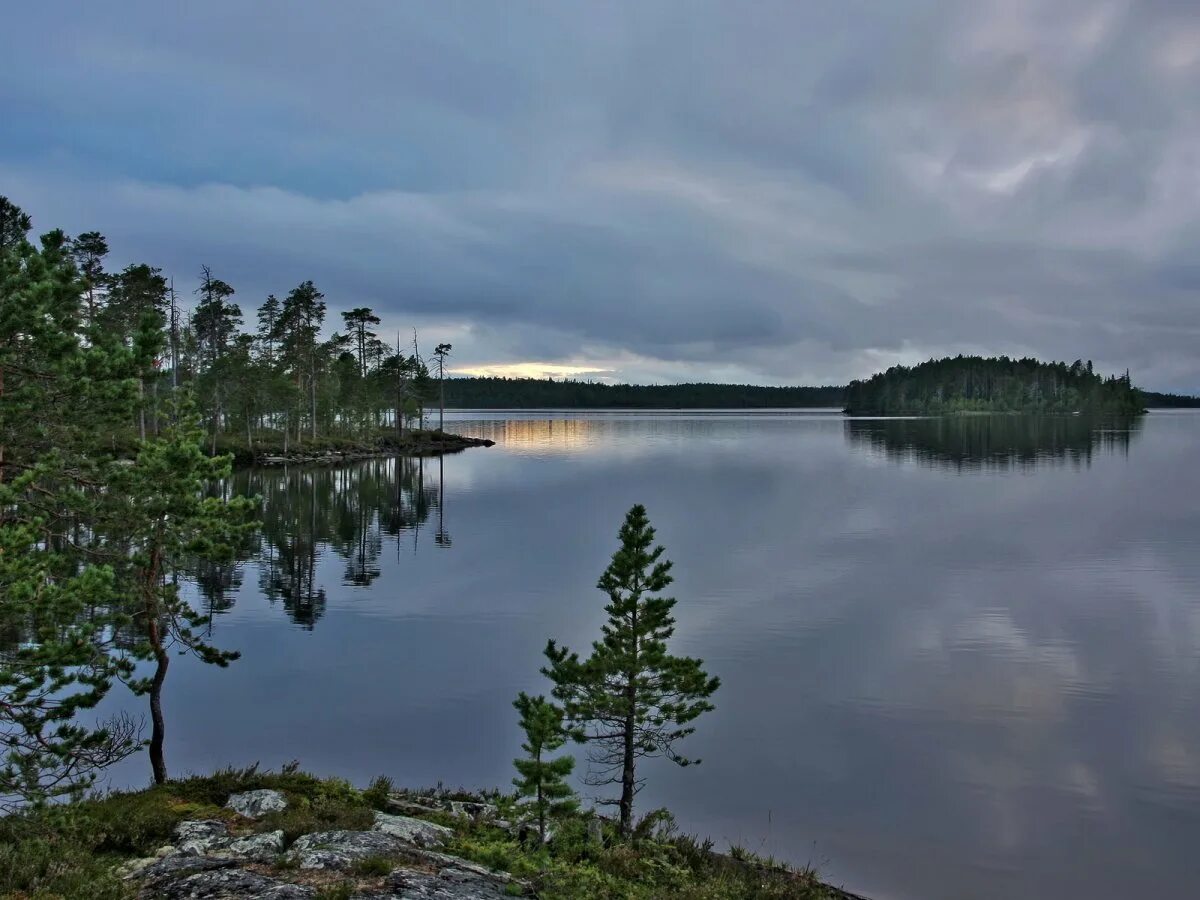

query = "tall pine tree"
[[543, 505, 719, 836]]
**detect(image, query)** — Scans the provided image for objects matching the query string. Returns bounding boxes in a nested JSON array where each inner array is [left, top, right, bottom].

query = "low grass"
[[440, 807, 837, 900]]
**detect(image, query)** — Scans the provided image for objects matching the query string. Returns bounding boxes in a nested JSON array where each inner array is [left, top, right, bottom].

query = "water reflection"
[[201, 457, 444, 628], [845, 415, 1143, 471], [94, 411, 1200, 900]]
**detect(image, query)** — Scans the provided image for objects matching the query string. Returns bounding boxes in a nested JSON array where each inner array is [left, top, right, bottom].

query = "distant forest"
[[1142, 390, 1200, 408], [844, 356, 1147, 416], [442, 377, 844, 408], [445, 373, 1197, 411]]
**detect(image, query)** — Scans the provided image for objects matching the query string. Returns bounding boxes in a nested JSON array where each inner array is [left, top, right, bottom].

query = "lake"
[[98, 410, 1200, 900]]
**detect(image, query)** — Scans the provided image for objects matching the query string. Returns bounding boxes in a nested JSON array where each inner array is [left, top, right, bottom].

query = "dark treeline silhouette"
[[1141, 390, 1200, 408], [844, 355, 1146, 416], [443, 377, 843, 408], [845, 414, 1143, 472], [445, 374, 1195, 411]]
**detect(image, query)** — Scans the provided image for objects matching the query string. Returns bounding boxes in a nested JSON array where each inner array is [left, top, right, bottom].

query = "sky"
[[3, 0, 1199, 391]]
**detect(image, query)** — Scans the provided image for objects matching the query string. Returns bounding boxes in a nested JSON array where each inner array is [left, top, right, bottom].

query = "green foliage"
[[512, 692, 577, 842], [352, 854, 395, 876], [0, 197, 263, 799], [543, 505, 719, 836], [844, 354, 1146, 416], [448, 810, 834, 900], [363, 774, 395, 811], [314, 883, 356, 900], [0, 833, 129, 900]]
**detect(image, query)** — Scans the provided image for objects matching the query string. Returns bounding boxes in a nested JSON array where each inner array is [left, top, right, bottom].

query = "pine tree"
[[512, 692, 577, 843], [1, 198, 258, 799], [277, 280, 326, 440], [69, 230, 110, 329], [342, 306, 381, 378], [0, 201, 143, 805], [542, 505, 719, 837], [192, 267, 241, 449], [102, 406, 256, 784]]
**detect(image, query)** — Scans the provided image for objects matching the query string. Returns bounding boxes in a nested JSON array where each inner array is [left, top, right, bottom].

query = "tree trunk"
[[309, 359, 317, 439], [144, 553, 170, 785], [537, 746, 546, 843], [439, 369, 445, 433], [138, 378, 146, 441], [148, 632, 170, 784], [620, 686, 636, 836], [619, 607, 639, 837], [210, 405, 219, 455]]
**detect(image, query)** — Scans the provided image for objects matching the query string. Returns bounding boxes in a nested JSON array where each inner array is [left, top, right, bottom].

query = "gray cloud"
[[2, 0, 1199, 389]]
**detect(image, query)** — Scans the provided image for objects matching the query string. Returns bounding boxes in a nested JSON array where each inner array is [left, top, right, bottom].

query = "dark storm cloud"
[[2, 0, 1198, 389]]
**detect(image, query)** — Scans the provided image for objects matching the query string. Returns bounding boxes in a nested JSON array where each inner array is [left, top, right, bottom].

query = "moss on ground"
[[0, 767, 842, 900]]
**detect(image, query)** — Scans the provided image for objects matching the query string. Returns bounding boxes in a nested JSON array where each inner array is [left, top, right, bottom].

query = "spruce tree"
[[543, 504, 719, 836], [512, 692, 577, 843]]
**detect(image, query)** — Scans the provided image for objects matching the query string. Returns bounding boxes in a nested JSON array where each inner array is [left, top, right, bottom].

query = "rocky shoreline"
[[3, 768, 872, 899], [121, 788, 523, 899], [51, 775, 872, 900]]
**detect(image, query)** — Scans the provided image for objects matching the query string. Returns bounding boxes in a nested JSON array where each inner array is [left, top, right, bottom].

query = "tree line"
[[45, 215, 457, 457], [443, 375, 1195, 411], [844, 355, 1148, 416], [443, 377, 844, 409]]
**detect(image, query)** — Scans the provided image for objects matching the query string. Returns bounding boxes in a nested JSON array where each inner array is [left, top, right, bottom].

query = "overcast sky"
[[3, 1, 1199, 390]]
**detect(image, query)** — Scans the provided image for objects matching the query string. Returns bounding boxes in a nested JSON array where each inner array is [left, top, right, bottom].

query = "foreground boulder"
[[286, 828, 408, 870], [373, 811, 455, 847], [129, 821, 521, 898], [167, 819, 285, 861], [225, 788, 288, 819], [141, 864, 314, 899], [388, 861, 515, 898]]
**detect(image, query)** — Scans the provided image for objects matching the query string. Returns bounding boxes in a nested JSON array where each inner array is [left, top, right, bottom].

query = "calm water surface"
[[100, 410, 1200, 900]]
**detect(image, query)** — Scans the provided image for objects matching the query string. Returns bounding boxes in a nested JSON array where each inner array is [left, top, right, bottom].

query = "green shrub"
[[362, 774, 395, 811], [0, 834, 128, 900], [352, 854, 395, 877]]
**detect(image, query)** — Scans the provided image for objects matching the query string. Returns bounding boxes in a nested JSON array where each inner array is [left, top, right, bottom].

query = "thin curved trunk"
[[148, 627, 169, 784], [144, 546, 169, 784]]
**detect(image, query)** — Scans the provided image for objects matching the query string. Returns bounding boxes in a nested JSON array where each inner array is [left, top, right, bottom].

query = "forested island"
[[843, 355, 1148, 416]]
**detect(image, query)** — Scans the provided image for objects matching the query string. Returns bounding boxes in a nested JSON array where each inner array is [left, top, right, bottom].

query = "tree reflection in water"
[[845, 414, 1143, 472], [194, 456, 444, 629]]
